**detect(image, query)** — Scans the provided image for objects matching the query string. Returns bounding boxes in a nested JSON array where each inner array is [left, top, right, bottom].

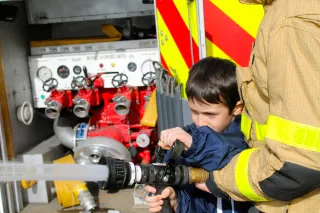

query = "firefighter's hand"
[[145, 185, 178, 213], [195, 182, 211, 193], [159, 127, 192, 150]]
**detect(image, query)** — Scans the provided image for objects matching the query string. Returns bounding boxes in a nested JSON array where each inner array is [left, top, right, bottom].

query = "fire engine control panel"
[[29, 47, 159, 108]]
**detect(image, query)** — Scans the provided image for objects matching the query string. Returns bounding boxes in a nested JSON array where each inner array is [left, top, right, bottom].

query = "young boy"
[[145, 57, 251, 213]]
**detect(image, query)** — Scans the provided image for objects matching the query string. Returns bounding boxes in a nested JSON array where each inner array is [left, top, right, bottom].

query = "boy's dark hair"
[[186, 57, 239, 113]]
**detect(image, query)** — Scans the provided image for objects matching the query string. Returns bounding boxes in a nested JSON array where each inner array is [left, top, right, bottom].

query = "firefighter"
[[147, 0, 320, 212], [197, 0, 320, 212]]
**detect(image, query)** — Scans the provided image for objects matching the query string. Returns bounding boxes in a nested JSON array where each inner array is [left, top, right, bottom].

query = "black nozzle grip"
[[159, 198, 172, 213], [167, 140, 184, 161], [148, 185, 173, 213]]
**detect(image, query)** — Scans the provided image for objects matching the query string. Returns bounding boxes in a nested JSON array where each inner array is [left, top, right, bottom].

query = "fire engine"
[[0, 0, 263, 212]]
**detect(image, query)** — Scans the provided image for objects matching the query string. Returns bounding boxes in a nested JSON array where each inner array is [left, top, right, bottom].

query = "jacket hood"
[[239, 0, 274, 5]]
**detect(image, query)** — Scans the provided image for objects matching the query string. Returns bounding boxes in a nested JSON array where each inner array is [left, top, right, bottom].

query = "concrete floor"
[[21, 188, 150, 213], [20, 188, 259, 213]]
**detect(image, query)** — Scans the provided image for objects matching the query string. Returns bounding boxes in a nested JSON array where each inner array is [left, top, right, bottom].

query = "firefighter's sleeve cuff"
[[205, 171, 229, 199]]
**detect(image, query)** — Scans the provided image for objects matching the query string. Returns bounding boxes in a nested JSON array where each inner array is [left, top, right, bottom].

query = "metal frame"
[[0, 106, 15, 213], [12, 181, 23, 212], [196, 0, 207, 59], [30, 39, 158, 56], [153, 1, 161, 63], [187, 0, 195, 65], [0, 182, 8, 213]]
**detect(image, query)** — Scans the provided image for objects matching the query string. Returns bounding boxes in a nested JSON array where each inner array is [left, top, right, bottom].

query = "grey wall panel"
[[26, 0, 154, 24], [0, 2, 53, 155]]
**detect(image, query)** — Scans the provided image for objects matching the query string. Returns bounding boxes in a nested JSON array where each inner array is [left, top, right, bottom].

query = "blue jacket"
[[164, 117, 251, 213]]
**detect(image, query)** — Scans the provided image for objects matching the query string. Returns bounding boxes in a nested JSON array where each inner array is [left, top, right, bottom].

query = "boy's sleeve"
[[183, 126, 247, 171], [183, 123, 197, 134], [175, 185, 217, 213]]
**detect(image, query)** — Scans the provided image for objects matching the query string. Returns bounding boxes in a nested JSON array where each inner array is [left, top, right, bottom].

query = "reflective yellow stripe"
[[255, 121, 267, 141], [241, 112, 267, 141], [266, 115, 320, 152], [235, 148, 269, 201], [241, 112, 252, 141]]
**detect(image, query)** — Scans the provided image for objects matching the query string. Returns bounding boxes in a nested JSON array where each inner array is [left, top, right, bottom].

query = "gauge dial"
[[127, 62, 137, 72], [37, 67, 52, 82], [141, 59, 155, 74], [73, 66, 82, 75], [57, 65, 70, 79]]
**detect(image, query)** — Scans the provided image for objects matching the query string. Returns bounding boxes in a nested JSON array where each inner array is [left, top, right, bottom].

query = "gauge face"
[[127, 62, 137, 72], [37, 67, 52, 82], [141, 59, 155, 74], [73, 66, 82, 75], [57, 65, 70, 79]]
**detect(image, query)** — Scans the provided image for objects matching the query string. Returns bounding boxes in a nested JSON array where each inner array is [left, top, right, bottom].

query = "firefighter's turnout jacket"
[[207, 0, 320, 212]]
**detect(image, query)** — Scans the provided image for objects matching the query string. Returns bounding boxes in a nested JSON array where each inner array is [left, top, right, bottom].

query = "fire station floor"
[[21, 188, 150, 213], [20, 188, 260, 213]]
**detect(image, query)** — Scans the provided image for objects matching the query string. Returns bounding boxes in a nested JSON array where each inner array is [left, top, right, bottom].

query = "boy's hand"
[[145, 185, 178, 212], [160, 127, 192, 149]]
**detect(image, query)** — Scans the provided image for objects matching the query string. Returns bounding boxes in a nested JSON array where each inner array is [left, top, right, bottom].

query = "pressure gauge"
[[57, 65, 70, 79], [73, 66, 82, 75], [128, 62, 137, 72], [141, 59, 155, 74], [37, 67, 52, 82]]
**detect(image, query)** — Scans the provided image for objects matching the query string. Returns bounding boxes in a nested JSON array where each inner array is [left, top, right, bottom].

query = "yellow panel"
[[30, 37, 121, 48], [31, 24, 122, 47], [173, 0, 199, 46], [140, 89, 158, 127], [206, 38, 237, 65], [209, 0, 264, 38], [157, 10, 190, 98]]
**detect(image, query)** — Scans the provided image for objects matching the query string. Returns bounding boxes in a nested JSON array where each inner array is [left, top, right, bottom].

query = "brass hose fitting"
[[188, 167, 209, 184]]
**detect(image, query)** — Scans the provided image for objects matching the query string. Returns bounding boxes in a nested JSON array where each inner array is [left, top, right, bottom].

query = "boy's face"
[[188, 100, 242, 133]]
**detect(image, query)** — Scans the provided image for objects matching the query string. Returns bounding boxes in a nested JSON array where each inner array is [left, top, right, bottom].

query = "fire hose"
[[97, 140, 209, 213], [0, 141, 209, 213]]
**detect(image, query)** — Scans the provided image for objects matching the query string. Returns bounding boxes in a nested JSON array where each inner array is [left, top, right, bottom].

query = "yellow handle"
[[21, 180, 37, 189], [140, 89, 158, 127]]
